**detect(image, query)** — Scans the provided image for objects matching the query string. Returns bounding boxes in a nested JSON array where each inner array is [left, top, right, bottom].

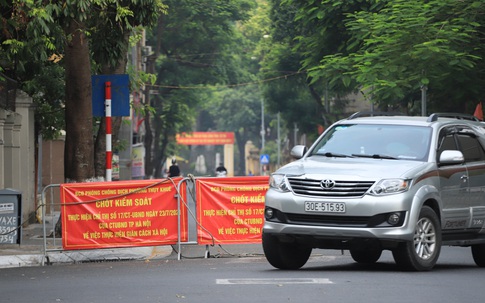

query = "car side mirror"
[[439, 150, 464, 165], [290, 145, 308, 159]]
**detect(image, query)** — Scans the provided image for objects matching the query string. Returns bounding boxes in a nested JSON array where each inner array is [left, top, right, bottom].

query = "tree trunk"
[[56, 18, 94, 237], [235, 131, 247, 176], [64, 18, 95, 182], [143, 54, 158, 178], [143, 104, 154, 178]]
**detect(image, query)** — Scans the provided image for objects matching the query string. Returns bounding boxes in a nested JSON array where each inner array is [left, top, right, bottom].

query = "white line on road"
[[216, 278, 333, 285]]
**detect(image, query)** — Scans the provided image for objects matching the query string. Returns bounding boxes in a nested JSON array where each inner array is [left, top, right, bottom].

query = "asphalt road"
[[1, 245, 484, 303]]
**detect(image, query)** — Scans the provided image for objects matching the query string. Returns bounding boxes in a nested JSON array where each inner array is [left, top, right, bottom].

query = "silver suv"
[[263, 112, 485, 271]]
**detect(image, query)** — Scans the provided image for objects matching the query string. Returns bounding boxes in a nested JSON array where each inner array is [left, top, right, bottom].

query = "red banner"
[[176, 132, 235, 145], [195, 176, 269, 244], [61, 178, 188, 250]]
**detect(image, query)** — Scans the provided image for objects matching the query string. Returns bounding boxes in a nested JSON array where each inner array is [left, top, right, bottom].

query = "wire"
[[150, 70, 306, 90]]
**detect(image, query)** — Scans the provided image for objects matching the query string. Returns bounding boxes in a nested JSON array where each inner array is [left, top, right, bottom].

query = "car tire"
[[392, 206, 442, 271], [350, 248, 382, 264], [471, 244, 485, 267], [262, 233, 311, 270]]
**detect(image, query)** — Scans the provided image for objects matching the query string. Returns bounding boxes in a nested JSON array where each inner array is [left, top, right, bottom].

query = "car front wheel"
[[392, 206, 442, 271], [262, 233, 312, 270], [471, 244, 485, 267]]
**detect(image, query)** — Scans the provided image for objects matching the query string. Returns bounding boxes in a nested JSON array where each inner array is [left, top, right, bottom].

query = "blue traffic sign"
[[92, 74, 130, 117], [260, 154, 270, 164]]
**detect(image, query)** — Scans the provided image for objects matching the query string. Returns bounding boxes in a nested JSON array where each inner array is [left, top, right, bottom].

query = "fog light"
[[387, 212, 401, 225], [265, 208, 274, 220]]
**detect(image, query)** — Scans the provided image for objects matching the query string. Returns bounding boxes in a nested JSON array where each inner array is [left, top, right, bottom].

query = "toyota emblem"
[[321, 179, 336, 189]]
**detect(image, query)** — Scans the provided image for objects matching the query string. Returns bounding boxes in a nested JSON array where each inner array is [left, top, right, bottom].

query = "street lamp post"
[[261, 100, 265, 151], [260, 34, 270, 175], [277, 112, 280, 167], [260, 100, 265, 175]]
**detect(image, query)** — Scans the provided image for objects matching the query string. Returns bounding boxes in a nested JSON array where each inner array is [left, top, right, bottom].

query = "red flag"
[[474, 103, 483, 121]]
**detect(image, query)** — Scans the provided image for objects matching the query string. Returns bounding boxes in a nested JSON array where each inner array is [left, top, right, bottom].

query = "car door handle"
[[461, 175, 469, 182]]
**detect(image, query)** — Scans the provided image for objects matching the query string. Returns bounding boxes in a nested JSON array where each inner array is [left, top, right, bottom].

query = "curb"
[[0, 245, 173, 269]]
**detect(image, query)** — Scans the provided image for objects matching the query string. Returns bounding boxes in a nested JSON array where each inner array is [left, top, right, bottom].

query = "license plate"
[[304, 201, 346, 213]]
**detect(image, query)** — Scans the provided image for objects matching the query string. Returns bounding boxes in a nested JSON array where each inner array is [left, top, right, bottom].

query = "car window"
[[438, 126, 485, 163], [457, 134, 485, 162], [310, 124, 431, 161], [437, 133, 458, 156]]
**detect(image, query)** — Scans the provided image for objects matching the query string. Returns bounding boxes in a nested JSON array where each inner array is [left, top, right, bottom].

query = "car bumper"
[[263, 220, 415, 243]]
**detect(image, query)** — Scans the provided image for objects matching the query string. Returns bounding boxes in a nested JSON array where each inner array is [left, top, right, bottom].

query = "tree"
[[90, 2, 166, 178], [62, 8, 95, 181], [305, 0, 485, 113], [143, 0, 255, 178], [257, 0, 367, 139], [1, 1, 166, 182], [1, 1, 66, 140], [205, 86, 262, 175]]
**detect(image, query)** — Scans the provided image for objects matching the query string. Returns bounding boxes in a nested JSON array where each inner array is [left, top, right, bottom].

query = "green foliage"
[[144, 0, 257, 165], [5, 0, 484, 178], [0, 0, 166, 138], [208, 86, 261, 135], [22, 61, 66, 140], [302, 0, 485, 112], [258, 0, 332, 136]]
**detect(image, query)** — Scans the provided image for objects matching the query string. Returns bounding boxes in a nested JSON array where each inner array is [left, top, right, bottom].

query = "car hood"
[[275, 156, 433, 180]]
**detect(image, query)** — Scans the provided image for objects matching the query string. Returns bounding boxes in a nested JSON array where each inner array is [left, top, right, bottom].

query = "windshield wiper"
[[319, 152, 354, 158], [352, 153, 398, 160]]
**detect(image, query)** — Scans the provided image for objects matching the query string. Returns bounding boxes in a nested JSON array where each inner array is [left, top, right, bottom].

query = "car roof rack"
[[347, 111, 404, 120], [427, 113, 480, 122]]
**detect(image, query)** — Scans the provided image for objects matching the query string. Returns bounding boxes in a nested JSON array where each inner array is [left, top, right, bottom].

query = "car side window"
[[456, 133, 485, 162], [438, 135, 457, 152], [437, 127, 458, 159]]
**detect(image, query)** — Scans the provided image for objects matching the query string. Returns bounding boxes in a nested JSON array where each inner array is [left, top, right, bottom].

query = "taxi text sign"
[[61, 179, 188, 250], [195, 176, 269, 245]]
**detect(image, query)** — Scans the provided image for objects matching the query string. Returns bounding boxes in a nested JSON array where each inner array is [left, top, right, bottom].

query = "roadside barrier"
[[40, 183, 62, 266], [40, 175, 269, 264]]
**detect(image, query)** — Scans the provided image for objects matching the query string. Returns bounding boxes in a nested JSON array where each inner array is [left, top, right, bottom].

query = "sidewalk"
[[0, 221, 173, 269], [0, 221, 265, 269]]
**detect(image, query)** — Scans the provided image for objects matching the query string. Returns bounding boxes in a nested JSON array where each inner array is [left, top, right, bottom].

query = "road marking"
[[216, 278, 333, 285]]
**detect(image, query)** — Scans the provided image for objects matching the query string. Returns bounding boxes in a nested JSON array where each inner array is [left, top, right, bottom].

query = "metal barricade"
[[39, 176, 264, 264], [176, 176, 212, 260], [40, 179, 206, 265], [40, 184, 62, 266]]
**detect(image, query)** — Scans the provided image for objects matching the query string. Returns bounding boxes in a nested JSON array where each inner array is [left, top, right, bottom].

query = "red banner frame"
[[61, 178, 188, 250], [195, 176, 269, 245]]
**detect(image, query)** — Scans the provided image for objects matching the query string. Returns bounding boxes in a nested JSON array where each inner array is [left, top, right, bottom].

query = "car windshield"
[[310, 124, 432, 161]]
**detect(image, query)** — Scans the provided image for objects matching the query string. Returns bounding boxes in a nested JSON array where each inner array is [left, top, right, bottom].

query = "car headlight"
[[269, 174, 290, 192], [369, 179, 410, 195]]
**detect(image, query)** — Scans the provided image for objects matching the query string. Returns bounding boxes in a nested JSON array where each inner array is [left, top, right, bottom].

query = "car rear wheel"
[[392, 206, 441, 271], [471, 244, 485, 267], [262, 233, 312, 270], [350, 248, 382, 264]]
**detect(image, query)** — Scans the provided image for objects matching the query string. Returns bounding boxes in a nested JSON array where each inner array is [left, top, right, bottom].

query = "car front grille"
[[287, 177, 374, 198]]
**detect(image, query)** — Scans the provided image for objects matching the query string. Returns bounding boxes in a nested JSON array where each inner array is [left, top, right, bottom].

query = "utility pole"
[[277, 112, 280, 167], [261, 100, 265, 151], [421, 85, 427, 116], [260, 100, 265, 176]]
